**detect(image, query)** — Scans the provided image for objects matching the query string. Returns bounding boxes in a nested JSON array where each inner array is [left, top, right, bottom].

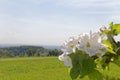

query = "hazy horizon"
[[0, 0, 120, 46]]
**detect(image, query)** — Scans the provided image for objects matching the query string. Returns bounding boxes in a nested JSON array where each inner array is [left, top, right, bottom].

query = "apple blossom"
[[77, 32, 107, 57], [58, 53, 72, 67]]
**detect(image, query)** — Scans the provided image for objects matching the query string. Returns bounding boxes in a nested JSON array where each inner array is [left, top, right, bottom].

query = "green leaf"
[[69, 51, 82, 79], [112, 24, 120, 35], [110, 22, 120, 35], [95, 58, 108, 70], [109, 22, 113, 29], [70, 66, 80, 80], [107, 49, 115, 54], [102, 40, 115, 54], [80, 55, 96, 77], [102, 40, 112, 49], [69, 50, 96, 79], [113, 56, 120, 67], [88, 69, 104, 80], [100, 29, 109, 36]]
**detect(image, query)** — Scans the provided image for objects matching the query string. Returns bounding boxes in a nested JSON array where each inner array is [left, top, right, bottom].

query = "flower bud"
[[100, 26, 107, 32]]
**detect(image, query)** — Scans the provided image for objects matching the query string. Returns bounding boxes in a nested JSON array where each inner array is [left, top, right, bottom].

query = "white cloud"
[[0, 14, 89, 45], [54, 0, 120, 14], [0, 0, 120, 45], [56, 0, 120, 7], [110, 15, 120, 22]]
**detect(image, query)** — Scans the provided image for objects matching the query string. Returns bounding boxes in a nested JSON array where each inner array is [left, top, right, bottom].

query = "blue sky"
[[0, 0, 120, 45]]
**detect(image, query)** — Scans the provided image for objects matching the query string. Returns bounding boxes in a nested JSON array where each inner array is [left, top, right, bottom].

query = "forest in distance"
[[0, 45, 62, 58]]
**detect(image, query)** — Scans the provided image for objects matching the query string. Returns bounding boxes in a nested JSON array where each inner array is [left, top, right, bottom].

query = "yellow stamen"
[[86, 42, 91, 47], [99, 48, 106, 52], [70, 44, 74, 48]]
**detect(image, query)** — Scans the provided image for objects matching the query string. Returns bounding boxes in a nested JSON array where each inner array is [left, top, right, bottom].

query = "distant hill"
[[0, 44, 21, 48], [0, 44, 61, 50], [43, 45, 61, 50], [0, 45, 62, 58]]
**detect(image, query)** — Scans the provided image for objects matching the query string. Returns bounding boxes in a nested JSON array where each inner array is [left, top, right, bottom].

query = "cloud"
[[0, 13, 89, 45], [54, 0, 120, 14], [56, 0, 120, 7], [0, 0, 120, 45], [109, 15, 120, 22]]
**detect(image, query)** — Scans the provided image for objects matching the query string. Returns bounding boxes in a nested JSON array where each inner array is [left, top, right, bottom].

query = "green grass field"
[[0, 57, 120, 80], [0, 57, 72, 80]]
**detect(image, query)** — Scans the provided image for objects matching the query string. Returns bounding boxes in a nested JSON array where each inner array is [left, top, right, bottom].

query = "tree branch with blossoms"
[[58, 22, 120, 80]]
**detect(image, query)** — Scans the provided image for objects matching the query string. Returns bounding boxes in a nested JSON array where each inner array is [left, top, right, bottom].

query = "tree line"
[[0, 46, 62, 58]]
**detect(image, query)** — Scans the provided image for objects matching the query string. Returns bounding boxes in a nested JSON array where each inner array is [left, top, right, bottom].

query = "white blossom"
[[59, 31, 108, 67], [101, 34, 108, 41], [61, 36, 78, 54], [77, 32, 107, 57], [114, 35, 120, 42], [58, 53, 72, 67]]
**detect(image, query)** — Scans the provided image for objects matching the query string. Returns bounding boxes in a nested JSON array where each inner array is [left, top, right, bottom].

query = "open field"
[[0, 57, 120, 80], [0, 57, 72, 80]]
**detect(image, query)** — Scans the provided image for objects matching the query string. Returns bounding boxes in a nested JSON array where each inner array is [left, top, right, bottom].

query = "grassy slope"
[[0, 57, 72, 80], [0, 57, 120, 80]]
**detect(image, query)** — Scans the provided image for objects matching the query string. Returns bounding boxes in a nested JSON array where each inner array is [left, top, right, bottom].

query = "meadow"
[[0, 57, 120, 80], [0, 57, 72, 80]]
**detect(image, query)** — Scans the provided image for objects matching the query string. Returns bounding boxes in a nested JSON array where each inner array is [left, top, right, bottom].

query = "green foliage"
[[68, 50, 104, 80], [113, 56, 120, 67], [88, 70, 103, 80], [48, 49, 62, 56], [64, 22, 120, 80], [0, 46, 62, 57], [68, 50, 84, 79], [81, 55, 96, 76], [70, 65, 80, 80], [110, 22, 120, 36], [102, 40, 115, 54], [101, 22, 120, 54]]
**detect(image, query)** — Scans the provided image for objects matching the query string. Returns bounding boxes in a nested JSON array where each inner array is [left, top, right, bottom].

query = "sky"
[[0, 0, 120, 46]]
